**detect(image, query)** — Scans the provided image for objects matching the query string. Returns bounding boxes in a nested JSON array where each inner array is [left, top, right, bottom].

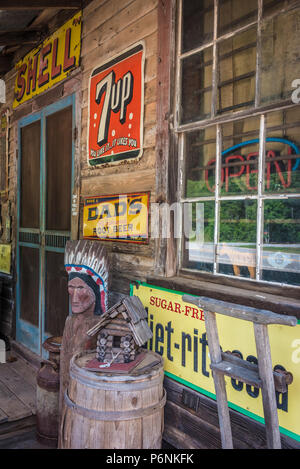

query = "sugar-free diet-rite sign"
[[131, 282, 300, 442], [88, 43, 144, 166]]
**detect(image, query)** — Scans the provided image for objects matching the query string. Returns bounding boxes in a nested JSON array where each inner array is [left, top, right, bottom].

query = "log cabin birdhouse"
[[86, 296, 152, 365]]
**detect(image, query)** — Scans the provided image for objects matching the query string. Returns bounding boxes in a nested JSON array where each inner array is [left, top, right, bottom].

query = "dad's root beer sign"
[[131, 282, 300, 442], [88, 43, 144, 166], [83, 192, 149, 243]]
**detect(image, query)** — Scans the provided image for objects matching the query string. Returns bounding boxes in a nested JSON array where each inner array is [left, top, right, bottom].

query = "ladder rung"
[[210, 360, 263, 389]]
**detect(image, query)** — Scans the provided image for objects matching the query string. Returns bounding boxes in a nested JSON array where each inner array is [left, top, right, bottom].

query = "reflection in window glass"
[[181, 48, 213, 124], [262, 199, 300, 285], [265, 109, 300, 194], [218, 200, 257, 278], [183, 201, 215, 273], [261, 9, 300, 105], [182, 0, 214, 53], [221, 117, 260, 195], [217, 28, 256, 114], [218, 0, 257, 36], [185, 127, 216, 198]]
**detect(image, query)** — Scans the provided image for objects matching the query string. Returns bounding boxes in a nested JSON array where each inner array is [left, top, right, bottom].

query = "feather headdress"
[[64, 240, 110, 315]]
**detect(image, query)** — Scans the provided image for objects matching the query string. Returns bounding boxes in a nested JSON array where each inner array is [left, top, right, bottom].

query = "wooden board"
[[0, 380, 32, 422], [84, 351, 147, 374], [0, 355, 37, 422], [76, 350, 162, 377], [0, 363, 36, 413]]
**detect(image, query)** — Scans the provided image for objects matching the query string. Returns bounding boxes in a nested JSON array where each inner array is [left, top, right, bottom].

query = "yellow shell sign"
[[131, 282, 300, 442], [13, 11, 82, 108]]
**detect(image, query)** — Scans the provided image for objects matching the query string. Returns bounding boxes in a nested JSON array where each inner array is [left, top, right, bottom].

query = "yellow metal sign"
[[13, 11, 82, 108], [0, 244, 11, 274], [131, 282, 300, 442], [83, 192, 149, 243]]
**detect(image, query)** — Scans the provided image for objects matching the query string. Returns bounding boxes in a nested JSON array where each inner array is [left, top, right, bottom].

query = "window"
[[176, 0, 300, 286]]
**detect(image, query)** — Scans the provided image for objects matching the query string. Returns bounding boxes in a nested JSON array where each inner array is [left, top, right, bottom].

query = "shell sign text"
[[13, 11, 82, 108]]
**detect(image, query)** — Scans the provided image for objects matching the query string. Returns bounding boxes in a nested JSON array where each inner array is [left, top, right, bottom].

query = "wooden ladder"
[[183, 295, 297, 449]]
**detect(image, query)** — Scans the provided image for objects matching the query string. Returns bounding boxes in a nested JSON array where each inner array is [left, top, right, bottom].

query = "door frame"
[[16, 94, 75, 356]]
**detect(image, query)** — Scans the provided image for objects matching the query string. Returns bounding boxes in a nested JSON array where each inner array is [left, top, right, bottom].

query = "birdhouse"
[[86, 296, 153, 365]]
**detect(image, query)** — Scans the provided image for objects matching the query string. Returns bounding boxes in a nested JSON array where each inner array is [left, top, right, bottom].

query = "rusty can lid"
[[42, 336, 62, 354]]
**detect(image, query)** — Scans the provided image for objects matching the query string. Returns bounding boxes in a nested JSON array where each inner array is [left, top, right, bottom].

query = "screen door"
[[17, 95, 74, 355]]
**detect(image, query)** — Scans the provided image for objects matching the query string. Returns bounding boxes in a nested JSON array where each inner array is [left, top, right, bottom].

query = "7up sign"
[[88, 43, 144, 166]]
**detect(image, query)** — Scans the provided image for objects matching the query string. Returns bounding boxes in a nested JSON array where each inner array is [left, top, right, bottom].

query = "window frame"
[[175, 0, 300, 289]]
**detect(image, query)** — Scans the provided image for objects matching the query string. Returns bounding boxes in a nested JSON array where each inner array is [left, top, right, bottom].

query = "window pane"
[[218, 200, 257, 279], [185, 126, 216, 198], [265, 108, 300, 194], [217, 28, 256, 115], [262, 199, 300, 285], [218, 0, 258, 37], [181, 47, 213, 124], [183, 201, 215, 272], [182, 0, 214, 53], [221, 117, 260, 195], [261, 9, 300, 105]]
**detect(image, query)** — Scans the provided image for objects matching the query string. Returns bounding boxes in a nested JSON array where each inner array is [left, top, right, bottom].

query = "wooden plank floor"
[[0, 352, 37, 424]]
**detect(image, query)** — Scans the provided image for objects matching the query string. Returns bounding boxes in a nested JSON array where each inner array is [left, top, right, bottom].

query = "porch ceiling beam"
[[0, 55, 12, 73], [0, 0, 81, 9], [0, 30, 43, 46]]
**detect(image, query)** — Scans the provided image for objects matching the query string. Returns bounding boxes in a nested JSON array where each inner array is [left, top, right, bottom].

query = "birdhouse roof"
[[86, 295, 153, 347]]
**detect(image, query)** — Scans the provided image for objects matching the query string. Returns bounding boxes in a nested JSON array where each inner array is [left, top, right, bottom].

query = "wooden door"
[[17, 96, 74, 355]]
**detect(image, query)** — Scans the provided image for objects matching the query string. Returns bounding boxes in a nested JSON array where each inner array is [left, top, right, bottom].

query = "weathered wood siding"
[[80, 0, 159, 301], [0, 66, 18, 339], [0, 54, 82, 340]]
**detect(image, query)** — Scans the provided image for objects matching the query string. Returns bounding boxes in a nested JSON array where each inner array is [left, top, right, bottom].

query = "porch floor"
[[0, 348, 50, 449], [0, 351, 37, 424]]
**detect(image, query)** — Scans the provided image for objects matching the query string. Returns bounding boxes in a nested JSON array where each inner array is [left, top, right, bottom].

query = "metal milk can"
[[36, 336, 62, 447]]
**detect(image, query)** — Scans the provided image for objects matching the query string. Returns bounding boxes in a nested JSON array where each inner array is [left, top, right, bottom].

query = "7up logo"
[[95, 70, 133, 147], [88, 43, 144, 166]]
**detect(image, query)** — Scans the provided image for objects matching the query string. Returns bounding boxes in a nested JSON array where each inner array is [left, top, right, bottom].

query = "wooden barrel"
[[60, 351, 166, 449]]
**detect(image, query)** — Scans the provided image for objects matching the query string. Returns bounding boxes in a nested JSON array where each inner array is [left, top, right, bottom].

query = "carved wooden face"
[[67, 276, 96, 314]]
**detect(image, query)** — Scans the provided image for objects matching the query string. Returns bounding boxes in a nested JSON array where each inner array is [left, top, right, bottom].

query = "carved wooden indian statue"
[[59, 240, 109, 418]]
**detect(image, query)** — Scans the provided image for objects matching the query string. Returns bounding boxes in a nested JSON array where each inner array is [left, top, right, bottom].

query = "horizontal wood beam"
[[0, 30, 43, 46], [0, 55, 12, 73], [0, 0, 81, 8]]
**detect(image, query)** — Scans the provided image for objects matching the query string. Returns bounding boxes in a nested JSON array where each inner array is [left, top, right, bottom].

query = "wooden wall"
[[0, 66, 18, 340], [0, 0, 298, 450], [0, 51, 82, 341], [79, 0, 160, 303]]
